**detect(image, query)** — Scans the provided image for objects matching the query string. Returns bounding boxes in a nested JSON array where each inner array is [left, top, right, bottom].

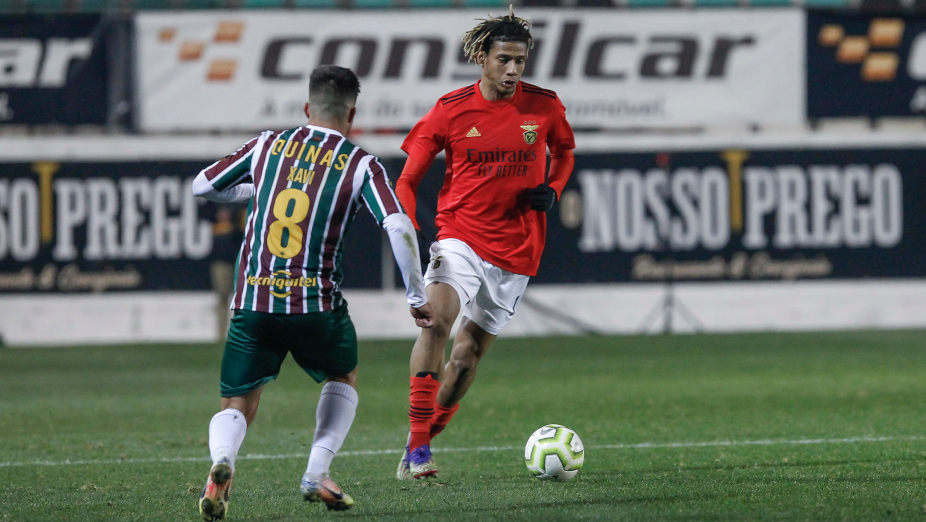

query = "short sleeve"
[[547, 97, 576, 153], [400, 102, 447, 159]]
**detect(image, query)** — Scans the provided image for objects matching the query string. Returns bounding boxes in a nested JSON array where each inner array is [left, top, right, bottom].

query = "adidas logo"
[[466, 127, 481, 138]]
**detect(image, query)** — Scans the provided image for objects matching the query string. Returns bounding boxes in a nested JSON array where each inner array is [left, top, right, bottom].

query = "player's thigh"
[[220, 310, 288, 397], [424, 239, 485, 302], [466, 267, 530, 335], [425, 281, 463, 330], [287, 304, 358, 382], [452, 317, 497, 359]]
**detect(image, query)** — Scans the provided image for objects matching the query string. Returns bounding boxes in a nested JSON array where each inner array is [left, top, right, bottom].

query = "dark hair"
[[308, 65, 361, 120], [461, 5, 533, 63]]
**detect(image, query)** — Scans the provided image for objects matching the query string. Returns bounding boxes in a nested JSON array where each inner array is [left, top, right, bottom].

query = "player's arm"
[[526, 100, 576, 211], [546, 147, 575, 197], [361, 158, 434, 327], [547, 97, 577, 196], [382, 213, 433, 327], [192, 136, 260, 203], [394, 153, 433, 230], [395, 106, 445, 230], [525, 147, 574, 212]]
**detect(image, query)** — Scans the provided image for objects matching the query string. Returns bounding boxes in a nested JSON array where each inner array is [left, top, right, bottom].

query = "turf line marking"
[[2, 434, 923, 469]]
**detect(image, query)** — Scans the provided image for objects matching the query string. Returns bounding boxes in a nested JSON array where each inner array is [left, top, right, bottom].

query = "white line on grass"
[[2, 434, 923, 469]]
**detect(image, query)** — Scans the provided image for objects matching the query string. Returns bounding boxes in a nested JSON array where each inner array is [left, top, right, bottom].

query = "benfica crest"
[[520, 124, 539, 144]]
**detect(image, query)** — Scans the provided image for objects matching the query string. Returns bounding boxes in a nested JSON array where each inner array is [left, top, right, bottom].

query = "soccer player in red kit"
[[395, 8, 576, 479]]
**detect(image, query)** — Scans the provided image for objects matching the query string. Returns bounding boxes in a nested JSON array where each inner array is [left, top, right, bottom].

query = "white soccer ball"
[[524, 424, 584, 481]]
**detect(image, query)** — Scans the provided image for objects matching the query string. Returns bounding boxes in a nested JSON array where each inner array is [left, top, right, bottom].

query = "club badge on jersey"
[[520, 123, 539, 145]]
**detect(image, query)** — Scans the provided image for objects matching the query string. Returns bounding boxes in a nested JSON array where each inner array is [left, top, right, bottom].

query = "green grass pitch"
[[2, 329, 925, 520]]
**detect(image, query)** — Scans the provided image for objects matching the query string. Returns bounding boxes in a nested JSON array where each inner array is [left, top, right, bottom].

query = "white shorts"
[[424, 238, 530, 335]]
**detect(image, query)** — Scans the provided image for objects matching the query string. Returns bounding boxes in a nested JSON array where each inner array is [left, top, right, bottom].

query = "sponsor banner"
[[0, 15, 111, 125], [534, 148, 925, 283], [0, 161, 213, 292], [0, 161, 381, 293], [407, 147, 924, 283], [0, 160, 386, 293], [807, 12, 926, 118], [136, 9, 803, 132], [8, 147, 918, 292]]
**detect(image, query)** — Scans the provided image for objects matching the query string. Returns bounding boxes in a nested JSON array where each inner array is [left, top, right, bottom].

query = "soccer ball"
[[524, 424, 584, 481]]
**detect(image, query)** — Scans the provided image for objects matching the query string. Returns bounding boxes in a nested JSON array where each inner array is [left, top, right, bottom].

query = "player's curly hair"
[[461, 5, 533, 64]]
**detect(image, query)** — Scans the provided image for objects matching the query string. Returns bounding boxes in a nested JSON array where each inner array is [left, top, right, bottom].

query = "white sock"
[[208, 408, 247, 472], [305, 381, 358, 478]]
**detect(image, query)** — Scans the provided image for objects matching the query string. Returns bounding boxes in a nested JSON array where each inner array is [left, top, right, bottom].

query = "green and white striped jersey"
[[197, 125, 403, 313]]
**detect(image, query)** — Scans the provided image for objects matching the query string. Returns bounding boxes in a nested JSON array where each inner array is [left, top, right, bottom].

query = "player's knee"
[[450, 342, 481, 369], [448, 353, 475, 376], [328, 370, 357, 388], [223, 395, 260, 425], [424, 315, 455, 341], [240, 402, 260, 425]]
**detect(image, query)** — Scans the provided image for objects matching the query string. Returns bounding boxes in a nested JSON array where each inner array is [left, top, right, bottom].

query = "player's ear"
[[476, 51, 486, 65], [347, 106, 356, 125], [303, 102, 310, 120]]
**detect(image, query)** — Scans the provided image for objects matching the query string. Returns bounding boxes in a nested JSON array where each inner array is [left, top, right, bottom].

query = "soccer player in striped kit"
[[395, 8, 576, 479], [192, 65, 434, 519]]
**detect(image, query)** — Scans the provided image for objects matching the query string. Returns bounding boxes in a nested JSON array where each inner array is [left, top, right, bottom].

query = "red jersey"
[[397, 81, 575, 276]]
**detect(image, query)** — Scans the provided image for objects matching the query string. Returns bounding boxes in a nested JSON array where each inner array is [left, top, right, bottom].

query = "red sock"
[[408, 375, 439, 451], [429, 403, 459, 439]]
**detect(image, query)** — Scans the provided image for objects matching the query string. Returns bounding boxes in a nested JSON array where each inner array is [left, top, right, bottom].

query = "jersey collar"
[[475, 79, 521, 104]]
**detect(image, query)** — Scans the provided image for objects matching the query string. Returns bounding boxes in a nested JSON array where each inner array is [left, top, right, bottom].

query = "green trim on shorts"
[[219, 306, 358, 397]]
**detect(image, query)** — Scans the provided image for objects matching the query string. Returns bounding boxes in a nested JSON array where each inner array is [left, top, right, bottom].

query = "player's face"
[[478, 40, 528, 101]]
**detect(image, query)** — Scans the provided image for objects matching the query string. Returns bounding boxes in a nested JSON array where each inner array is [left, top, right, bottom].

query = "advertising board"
[[536, 147, 922, 282], [136, 9, 803, 132], [0, 15, 112, 125], [807, 12, 926, 118]]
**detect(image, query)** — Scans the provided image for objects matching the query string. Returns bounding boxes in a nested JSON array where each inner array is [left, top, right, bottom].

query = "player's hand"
[[411, 303, 435, 328], [525, 183, 557, 211]]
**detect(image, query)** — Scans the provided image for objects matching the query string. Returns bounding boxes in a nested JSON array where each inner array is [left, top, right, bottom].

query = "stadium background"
[[1, 1, 925, 345]]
